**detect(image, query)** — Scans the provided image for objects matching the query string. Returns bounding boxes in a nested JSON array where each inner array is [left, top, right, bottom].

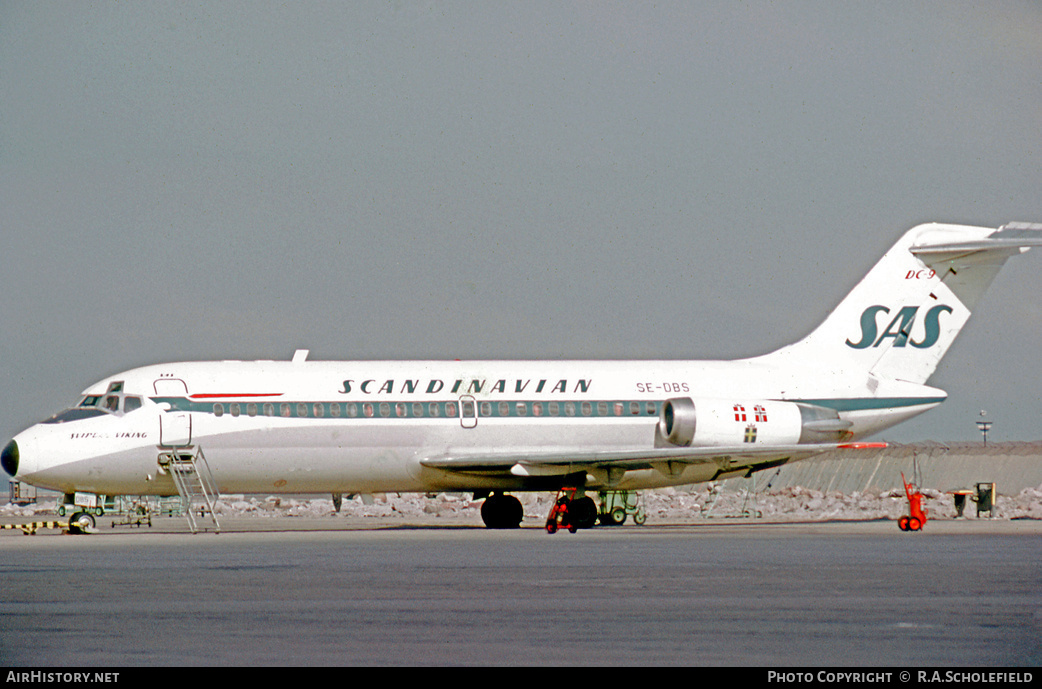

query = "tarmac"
[[1, 514, 1040, 667]]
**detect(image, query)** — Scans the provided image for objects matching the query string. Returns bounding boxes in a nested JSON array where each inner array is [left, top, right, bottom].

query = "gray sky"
[[2, 2, 1041, 444]]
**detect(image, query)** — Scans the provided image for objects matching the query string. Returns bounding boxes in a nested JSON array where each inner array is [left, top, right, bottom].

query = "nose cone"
[[2, 440, 18, 477]]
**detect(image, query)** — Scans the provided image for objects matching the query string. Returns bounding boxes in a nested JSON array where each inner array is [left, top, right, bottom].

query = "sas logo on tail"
[[845, 304, 953, 349]]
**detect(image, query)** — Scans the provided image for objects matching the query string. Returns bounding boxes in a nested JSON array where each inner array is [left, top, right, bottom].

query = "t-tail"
[[755, 222, 1042, 385]]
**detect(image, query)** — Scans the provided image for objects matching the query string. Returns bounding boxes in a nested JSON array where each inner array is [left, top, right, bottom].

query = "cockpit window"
[[68, 386, 143, 418]]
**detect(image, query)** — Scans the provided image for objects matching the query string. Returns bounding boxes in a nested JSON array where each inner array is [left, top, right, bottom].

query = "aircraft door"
[[459, 395, 478, 429], [154, 378, 192, 447]]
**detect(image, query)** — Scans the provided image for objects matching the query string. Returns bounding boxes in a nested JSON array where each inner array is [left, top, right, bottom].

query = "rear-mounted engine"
[[657, 397, 852, 447]]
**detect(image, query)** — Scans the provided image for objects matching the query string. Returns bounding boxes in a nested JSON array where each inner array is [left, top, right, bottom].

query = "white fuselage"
[[8, 357, 942, 497]]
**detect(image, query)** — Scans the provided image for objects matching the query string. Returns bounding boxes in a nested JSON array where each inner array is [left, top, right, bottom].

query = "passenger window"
[[499, 401, 510, 417], [532, 402, 543, 417], [396, 403, 407, 418], [297, 403, 308, 417], [549, 401, 559, 416], [428, 403, 440, 417], [597, 402, 607, 416], [247, 403, 258, 417], [330, 403, 341, 418], [565, 402, 575, 417], [313, 403, 325, 417], [413, 403, 424, 417], [264, 403, 275, 417], [516, 402, 527, 417], [346, 403, 358, 418], [480, 402, 491, 417], [581, 401, 592, 416], [445, 402, 457, 417], [281, 403, 291, 417], [230, 403, 241, 417], [379, 403, 390, 417], [213, 403, 224, 417]]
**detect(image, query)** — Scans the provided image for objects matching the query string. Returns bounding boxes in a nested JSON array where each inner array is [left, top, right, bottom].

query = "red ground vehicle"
[[545, 487, 598, 534], [898, 472, 927, 531]]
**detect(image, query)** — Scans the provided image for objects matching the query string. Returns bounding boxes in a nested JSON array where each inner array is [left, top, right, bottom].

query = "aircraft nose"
[[2, 440, 18, 478]]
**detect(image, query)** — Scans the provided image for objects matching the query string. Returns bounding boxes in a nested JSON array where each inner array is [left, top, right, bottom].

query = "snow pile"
[[0, 500, 61, 518], [4, 484, 1042, 522]]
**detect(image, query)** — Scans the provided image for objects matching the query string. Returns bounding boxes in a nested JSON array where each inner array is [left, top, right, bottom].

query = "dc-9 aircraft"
[[4, 222, 1040, 532]]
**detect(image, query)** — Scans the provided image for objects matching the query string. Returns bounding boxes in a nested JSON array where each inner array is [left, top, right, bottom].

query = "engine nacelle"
[[657, 398, 852, 447]]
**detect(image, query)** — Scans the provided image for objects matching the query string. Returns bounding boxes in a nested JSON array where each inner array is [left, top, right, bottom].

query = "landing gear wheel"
[[898, 516, 910, 531], [569, 496, 598, 529], [908, 516, 922, 531], [480, 494, 523, 529], [68, 511, 96, 535]]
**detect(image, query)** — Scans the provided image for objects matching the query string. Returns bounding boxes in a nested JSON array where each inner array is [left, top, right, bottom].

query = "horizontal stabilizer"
[[911, 222, 1042, 255]]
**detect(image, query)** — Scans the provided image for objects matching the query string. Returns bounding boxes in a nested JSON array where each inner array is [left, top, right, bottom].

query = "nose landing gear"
[[67, 511, 96, 535]]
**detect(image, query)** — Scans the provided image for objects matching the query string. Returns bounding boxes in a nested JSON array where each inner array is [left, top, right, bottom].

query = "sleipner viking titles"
[[4, 222, 1041, 530]]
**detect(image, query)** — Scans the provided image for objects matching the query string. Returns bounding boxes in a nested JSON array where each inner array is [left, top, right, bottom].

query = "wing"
[[420, 442, 886, 479]]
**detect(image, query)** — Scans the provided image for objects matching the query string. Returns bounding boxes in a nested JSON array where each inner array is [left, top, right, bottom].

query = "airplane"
[[3, 221, 1041, 533]]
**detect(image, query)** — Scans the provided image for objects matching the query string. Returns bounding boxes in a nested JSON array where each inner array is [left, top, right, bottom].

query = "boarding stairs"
[[157, 446, 220, 533]]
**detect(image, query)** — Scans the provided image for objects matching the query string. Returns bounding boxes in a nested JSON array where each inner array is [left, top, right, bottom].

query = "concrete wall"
[[732, 441, 1042, 495]]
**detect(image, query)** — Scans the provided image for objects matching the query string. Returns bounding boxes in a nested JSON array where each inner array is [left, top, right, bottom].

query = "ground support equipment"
[[545, 487, 598, 534], [1, 521, 65, 535], [898, 472, 927, 532], [597, 490, 646, 525]]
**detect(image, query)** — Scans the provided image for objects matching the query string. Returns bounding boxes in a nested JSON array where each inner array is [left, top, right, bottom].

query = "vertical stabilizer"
[[755, 222, 1042, 385]]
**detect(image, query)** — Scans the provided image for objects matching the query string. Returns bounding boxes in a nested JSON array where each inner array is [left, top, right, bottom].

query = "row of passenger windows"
[[211, 400, 658, 419]]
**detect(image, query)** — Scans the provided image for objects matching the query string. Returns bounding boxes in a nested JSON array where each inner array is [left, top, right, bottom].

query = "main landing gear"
[[480, 492, 524, 529], [545, 488, 597, 534], [478, 489, 633, 533]]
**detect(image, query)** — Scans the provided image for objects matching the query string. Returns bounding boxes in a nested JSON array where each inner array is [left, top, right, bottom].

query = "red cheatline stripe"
[[836, 442, 888, 449], [190, 393, 284, 399]]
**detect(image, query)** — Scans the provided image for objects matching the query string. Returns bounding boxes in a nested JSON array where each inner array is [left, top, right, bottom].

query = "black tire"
[[481, 494, 523, 529], [570, 496, 598, 529], [68, 511, 96, 535]]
